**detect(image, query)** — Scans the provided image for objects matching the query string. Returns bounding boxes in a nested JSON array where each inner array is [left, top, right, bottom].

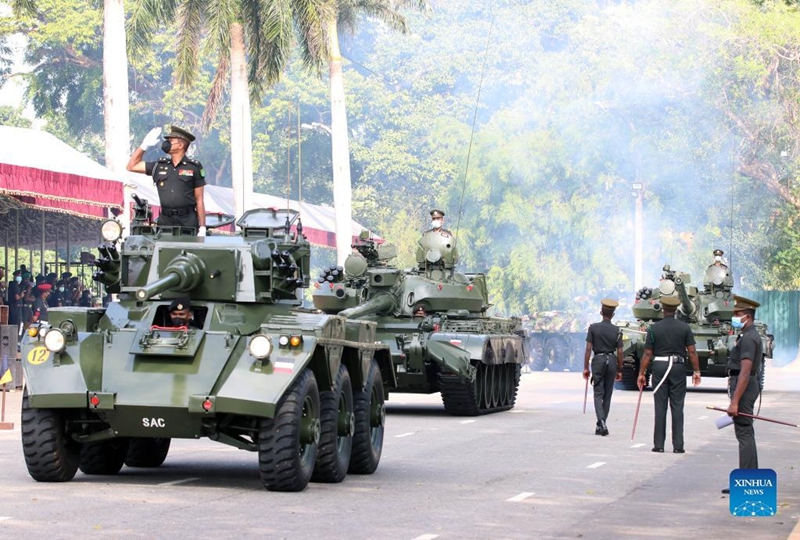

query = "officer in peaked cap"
[[429, 209, 446, 232], [637, 294, 701, 453], [127, 124, 207, 236], [723, 294, 763, 484], [583, 298, 624, 436], [168, 297, 197, 328]]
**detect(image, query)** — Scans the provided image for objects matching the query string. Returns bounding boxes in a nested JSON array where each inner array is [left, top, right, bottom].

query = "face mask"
[[171, 317, 188, 327], [14, 276, 21, 283], [161, 139, 173, 153], [59, 287, 65, 292], [731, 315, 745, 329], [714, 256, 721, 262], [431, 219, 442, 229]]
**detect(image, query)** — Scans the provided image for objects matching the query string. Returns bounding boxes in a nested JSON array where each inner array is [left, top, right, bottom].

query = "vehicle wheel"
[[80, 438, 129, 475], [258, 368, 320, 492], [349, 359, 385, 474], [20, 390, 80, 482], [125, 438, 171, 468], [544, 337, 567, 371], [616, 356, 649, 390], [529, 336, 546, 370], [312, 364, 353, 483], [507, 363, 522, 408], [759, 360, 766, 390]]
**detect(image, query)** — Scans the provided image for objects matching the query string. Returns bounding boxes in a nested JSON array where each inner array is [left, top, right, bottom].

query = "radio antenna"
[[454, 11, 495, 246]]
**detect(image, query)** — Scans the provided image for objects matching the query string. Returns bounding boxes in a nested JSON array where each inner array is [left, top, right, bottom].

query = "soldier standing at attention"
[[723, 295, 763, 489], [127, 125, 207, 235], [637, 296, 701, 453], [583, 299, 623, 436]]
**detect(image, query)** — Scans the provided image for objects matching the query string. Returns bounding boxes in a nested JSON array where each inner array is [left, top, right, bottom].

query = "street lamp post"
[[631, 182, 644, 291]]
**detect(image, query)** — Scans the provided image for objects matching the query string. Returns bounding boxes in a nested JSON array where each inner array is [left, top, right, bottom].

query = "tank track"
[[439, 363, 521, 416]]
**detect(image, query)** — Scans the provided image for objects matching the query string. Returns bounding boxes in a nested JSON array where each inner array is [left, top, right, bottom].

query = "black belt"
[[161, 206, 195, 216], [728, 370, 757, 378], [594, 352, 615, 355]]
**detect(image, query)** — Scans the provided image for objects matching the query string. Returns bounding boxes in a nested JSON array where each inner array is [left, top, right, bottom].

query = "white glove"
[[139, 127, 162, 150], [198, 226, 207, 237]]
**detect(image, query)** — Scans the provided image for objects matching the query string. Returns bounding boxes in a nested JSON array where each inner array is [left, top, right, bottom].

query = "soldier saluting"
[[583, 298, 624, 436], [127, 125, 207, 235]]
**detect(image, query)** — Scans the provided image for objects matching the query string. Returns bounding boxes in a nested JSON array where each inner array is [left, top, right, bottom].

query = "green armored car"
[[20, 198, 393, 492]]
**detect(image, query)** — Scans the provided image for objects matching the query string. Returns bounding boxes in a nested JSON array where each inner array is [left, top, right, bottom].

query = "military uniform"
[[586, 298, 623, 435], [644, 296, 696, 452], [727, 295, 763, 469], [31, 284, 51, 323], [146, 156, 205, 228]]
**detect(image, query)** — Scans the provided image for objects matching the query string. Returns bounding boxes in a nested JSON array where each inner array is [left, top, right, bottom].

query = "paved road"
[[0, 369, 798, 539]]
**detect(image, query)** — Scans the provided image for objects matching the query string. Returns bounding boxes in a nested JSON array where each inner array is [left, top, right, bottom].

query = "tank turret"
[[312, 229, 527, 416], [616, 255, 772, 391]]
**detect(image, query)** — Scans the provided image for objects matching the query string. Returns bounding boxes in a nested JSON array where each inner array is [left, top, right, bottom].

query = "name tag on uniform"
[[178, 169, 194, 176]]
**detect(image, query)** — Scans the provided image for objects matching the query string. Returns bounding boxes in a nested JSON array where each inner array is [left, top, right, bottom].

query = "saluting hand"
[[139, 127, 162, 150]]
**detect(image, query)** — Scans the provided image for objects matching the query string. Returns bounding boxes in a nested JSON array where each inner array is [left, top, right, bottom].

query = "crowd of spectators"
[[0, 265, 98, 328]]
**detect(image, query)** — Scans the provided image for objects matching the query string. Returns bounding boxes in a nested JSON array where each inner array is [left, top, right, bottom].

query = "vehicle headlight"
[[249, 335, 273, 359], [100, 219, 123, 242], [44, 328, 66, 353]]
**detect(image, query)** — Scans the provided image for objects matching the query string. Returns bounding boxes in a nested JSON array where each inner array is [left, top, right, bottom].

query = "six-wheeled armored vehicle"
[[312, 229, 527, 416], [20, 197, 393, 491], [615, 258, 773, 390]]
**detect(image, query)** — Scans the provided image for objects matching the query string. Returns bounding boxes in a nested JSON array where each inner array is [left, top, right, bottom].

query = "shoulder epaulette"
[[157, 156, 169, 163], [186, 157, 202, 167]]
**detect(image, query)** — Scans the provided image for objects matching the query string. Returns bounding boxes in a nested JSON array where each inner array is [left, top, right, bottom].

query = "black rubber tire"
[[544, 337, 567, 372], [20, 390, 80, 482], [529, 336, 546, 371], [258, 368, 320, 492], [125, 438, 171, 468], [348, 359, 385, 474], [312, 364, 353, 483], [79, 438, 129, 475], [616, 356, 640, 390]]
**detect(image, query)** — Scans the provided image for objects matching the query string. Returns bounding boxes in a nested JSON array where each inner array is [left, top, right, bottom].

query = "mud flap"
[[425, 340, 475, 381]]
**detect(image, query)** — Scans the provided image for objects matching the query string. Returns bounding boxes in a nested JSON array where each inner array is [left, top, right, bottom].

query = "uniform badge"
[[159, 181, 164, 187], [178, 169, 194, 176]]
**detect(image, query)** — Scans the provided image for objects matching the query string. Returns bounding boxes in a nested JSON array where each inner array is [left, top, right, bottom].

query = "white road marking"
[[509, 409, 533, 413], [0, 517, 11, 521], [698, 415, 709, 420], [587, 462, 606, 469], [460, 419, 476, 424], [158, 477, 200, 487], [395, 432, 415, 438], [630, 443, 645, 448], [552, 400, 565, 404], [412, 535, 439, 540], [506, 492, 535, 502]]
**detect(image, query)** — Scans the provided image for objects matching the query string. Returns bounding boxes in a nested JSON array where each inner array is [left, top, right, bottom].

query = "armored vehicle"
[[525, 311, 592, 372], [20, 197, 393, 492], [615, 258, 773, 390], [312, 230, 527, 416]]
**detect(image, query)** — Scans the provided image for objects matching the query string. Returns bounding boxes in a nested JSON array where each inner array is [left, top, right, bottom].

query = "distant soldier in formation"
[[583, 298, 623, 436], [637, 296, 701, 453], [127, 125, 207, 235], [723, 295, 763, 492]]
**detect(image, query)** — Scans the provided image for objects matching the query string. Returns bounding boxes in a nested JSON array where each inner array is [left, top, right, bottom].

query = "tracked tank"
[[19, 196, 393, 492], [312, 230, 527, 416], [615, 258, 774, 390], [524, 311, 592, 372]]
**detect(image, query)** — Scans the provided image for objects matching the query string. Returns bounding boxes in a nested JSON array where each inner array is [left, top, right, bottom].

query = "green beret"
[[600, 298, 619, 309], [660, 296, 681, 307], [165, 125, 196, 143], [733, 294, 760, 311]]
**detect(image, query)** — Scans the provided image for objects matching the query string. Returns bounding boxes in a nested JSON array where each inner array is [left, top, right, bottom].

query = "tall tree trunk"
[[230, 23, 254, 218], [103, 0, 131, 228], [328, 20, 353, 265]]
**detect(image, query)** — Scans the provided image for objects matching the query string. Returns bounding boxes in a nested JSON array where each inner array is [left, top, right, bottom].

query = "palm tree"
[[327, 0, 427, 264], [127, 0, 332, 219]]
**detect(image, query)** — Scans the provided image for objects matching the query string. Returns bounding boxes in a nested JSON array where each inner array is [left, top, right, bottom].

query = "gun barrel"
[[134, 253, 206, 301], [674, 277, 695, 317], [340, 293, 395, 319]]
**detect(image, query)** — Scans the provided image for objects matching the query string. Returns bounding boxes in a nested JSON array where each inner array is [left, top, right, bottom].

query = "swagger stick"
[[631, 385, 644, 442], [705, 406, 799, 428], [583, 376, 589, 415]]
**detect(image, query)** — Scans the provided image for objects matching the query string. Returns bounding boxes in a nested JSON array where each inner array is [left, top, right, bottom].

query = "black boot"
[[600, 419, 609, 436], [595, 420, 603, 436]]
